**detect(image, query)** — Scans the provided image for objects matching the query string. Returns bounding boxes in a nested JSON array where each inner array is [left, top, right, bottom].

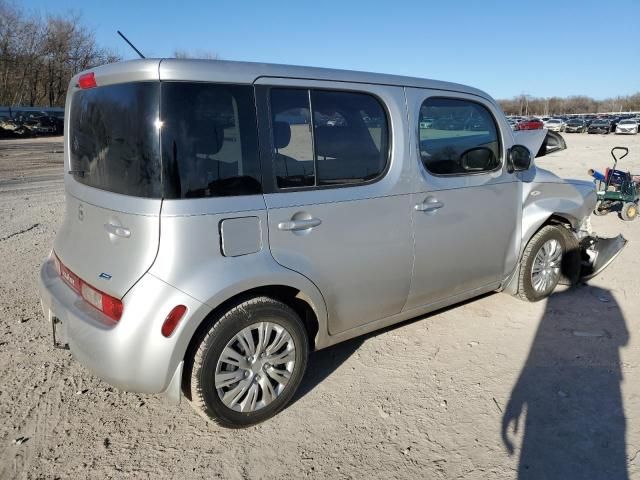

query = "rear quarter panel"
[[148, 196, 330, 351]]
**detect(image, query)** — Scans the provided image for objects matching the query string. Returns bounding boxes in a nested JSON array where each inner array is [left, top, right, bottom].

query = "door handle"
[[277, 218, 322, 231], [104, 223, 131, 238], [414, 199, 444, 213]]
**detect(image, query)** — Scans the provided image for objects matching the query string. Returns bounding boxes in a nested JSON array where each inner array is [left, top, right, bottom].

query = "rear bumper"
[[38, 253, 207, 400]]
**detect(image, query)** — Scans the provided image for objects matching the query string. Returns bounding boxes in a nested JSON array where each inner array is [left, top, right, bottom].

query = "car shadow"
[[291, 292, 495, 406], [502, 285, 629, 479]]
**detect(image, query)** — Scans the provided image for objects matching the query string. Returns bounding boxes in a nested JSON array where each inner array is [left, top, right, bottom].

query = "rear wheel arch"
[[181, 284, 321, 400]]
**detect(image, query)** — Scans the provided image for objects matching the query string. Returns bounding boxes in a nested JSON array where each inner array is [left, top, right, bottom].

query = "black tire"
[[517, 225, 573, 302], [185, 296, 308, 428], [620, 202, 638, 221]]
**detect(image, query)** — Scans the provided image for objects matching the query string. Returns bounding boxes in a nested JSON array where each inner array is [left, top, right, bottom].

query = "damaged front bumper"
[[580, 234, 628, 281]]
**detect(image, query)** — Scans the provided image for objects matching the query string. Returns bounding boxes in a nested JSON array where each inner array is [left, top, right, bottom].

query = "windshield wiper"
[[68, 170, 85, 177]]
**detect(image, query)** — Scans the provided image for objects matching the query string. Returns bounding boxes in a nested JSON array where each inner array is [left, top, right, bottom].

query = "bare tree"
[[0, 0, 120, 107]]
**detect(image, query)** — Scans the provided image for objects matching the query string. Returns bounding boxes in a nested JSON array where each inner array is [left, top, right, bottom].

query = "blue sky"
[[21, 0, 640, 99]]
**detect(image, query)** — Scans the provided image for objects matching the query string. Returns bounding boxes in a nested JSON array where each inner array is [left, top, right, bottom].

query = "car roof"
[[87, 58, 495, 103]]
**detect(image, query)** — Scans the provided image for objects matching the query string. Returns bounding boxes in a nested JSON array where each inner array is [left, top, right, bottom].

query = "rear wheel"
[[620, 202, 638, 221], [517, 226, 571, 302], [186, 297, 308, 428]]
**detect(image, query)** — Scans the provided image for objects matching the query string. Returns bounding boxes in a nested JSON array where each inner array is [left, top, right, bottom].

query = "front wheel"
[[185, 297, 309, 428], [517, 226, 574, 302]]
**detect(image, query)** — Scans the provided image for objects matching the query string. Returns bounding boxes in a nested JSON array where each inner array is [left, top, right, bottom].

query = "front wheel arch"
[[503, 214, 580, 296]]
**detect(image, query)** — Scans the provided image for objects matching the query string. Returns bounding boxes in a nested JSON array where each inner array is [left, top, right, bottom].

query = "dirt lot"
[[1, 133, 639, 479]]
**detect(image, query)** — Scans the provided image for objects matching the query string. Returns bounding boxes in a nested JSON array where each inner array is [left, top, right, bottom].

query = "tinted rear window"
[[69, 81, 262, 199], [270, 88, 389, 189], [160, 83, 261, 198], [69, 82, 162, 197]]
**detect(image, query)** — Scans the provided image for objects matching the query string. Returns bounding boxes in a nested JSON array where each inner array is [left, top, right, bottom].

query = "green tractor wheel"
[[620, 202, 638, 221]]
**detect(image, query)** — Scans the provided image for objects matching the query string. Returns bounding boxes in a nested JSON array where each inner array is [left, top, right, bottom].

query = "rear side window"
[[419, 97, 501, 175], [70, 82, 162, 197], [270, 88, 389, 189], [161, 83, 261, 198], [271, 89, 315, 188]]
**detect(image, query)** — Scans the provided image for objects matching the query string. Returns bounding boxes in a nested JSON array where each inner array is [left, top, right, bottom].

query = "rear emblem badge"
[[99, 273, 112, 280]]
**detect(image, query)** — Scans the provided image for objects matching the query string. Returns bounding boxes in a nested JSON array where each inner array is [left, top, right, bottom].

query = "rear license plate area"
[[51, 316, 69, 350]]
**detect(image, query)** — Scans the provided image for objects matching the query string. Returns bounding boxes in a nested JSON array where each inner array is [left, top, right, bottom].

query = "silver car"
[[544, 118, 565, 132], [615, 119, 638, 135], [38, 59, 626, 427]]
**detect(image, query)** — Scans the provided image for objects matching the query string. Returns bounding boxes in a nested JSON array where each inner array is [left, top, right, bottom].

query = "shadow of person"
[[502, 286, 629, 479]]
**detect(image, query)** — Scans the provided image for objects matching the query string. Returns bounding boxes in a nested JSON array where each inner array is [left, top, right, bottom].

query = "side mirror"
[[508, 145, 532, 173], [460, 146, 497, 172]]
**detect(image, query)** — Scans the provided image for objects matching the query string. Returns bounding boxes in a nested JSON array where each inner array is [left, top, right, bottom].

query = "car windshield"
[[619, 120, 635, 125]]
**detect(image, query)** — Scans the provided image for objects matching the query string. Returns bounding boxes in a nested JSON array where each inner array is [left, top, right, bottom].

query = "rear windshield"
[[70, 82, 162, 197], [69, 81, 261, 199]]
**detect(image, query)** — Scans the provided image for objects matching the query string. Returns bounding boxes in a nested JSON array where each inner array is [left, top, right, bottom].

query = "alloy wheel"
[[531, 239, 563, 294], [215, 322, 296, 413]]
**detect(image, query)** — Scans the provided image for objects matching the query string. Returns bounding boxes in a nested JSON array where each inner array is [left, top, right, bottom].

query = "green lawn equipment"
[[591, 147, 640, 221]]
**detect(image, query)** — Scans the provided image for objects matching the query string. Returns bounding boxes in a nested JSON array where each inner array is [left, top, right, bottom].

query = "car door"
[[404, 89, 521, 311], [255, 80, 414, 335]]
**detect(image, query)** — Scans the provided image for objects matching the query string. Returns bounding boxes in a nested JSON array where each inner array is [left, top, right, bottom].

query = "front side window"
[[270, 88, 389, 189], [418, 97, 501, 175], [161, 83, 261, 198]]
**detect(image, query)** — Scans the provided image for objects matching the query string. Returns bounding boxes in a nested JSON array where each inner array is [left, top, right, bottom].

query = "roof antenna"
[[117, 30, 146, 59]]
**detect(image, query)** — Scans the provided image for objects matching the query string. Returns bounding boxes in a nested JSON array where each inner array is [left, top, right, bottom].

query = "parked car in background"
[[544, 118, 565, 132], [515, 118, 544, 130], [615, 119, 638, 135], [23, 115, 58, 135], [588, 119, 611, 134], [608, 117, 621, 132], [0, 107, 64, 136], [584, 116, 597, 126], [564, 118, 587, 133]]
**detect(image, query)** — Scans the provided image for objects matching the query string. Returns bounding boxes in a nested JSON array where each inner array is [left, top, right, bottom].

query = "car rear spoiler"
[[513, 129, 567, 158]]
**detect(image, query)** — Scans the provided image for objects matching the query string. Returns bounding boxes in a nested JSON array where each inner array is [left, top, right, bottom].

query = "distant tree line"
[[0, 0, 120, 107], [498, 93, 640, 116]]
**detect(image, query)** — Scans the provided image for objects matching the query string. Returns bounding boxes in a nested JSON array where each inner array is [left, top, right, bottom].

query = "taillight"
[[161, 305, 187, 338], [54, 252, 123, 322], [78, 72, 97, 89]]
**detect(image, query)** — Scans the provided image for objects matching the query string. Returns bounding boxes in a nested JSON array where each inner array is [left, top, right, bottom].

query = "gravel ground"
[[0, 133, 639, 479]]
